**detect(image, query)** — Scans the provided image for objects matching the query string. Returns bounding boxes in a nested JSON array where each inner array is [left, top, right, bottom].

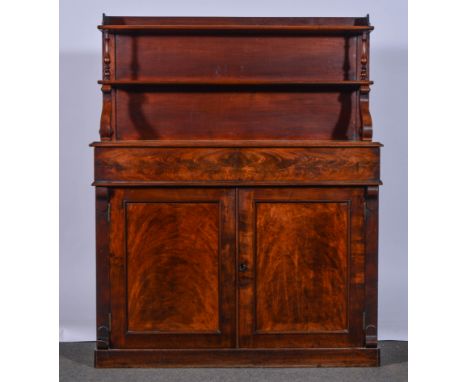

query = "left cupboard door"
[[107, 188, 236, 349]]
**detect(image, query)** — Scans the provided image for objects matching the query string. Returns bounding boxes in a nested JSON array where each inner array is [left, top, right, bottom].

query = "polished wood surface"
[[95, 187, 111, 349], [95, 347, 379, 368], [255, 201, 348, 332], [94, 146, 380, 184], [99, 80, 373, 86], [99, 25, 373, 33], [238, 188, 366, 348], [126, 202, 220, 332], [100, 16, 373, 26], [97, 15, 374, 142], [364, 186, 379, 347], [113, 88, 359, 140], [108, 188, 236, 349], [93, 15, 380, 367], [114, 34, 358, 81], [91, 140, 382, 147]]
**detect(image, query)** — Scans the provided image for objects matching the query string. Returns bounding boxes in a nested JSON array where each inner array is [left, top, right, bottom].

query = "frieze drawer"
[[93, 144, 381, 186]]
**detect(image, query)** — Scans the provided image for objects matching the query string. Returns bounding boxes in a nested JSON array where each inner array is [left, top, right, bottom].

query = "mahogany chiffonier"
[[92, 15, 381, 367]]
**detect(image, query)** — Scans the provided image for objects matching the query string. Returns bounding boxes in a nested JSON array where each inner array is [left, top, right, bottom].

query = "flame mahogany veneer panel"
[[94, 146, 380, 183], [108, 188, 237, 349], [255, 202, 349, 332], [115, 35, 358, 81], [126, 202, 220, 332], [237, 187, 367, 349]]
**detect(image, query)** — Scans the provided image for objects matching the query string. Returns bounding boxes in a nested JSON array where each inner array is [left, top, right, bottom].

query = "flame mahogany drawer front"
[[93, 15, 381, 368], [93, 144, 380, 185]]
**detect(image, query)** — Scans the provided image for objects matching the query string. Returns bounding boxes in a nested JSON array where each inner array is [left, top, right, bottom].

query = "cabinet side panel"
[[364, 186, 379, 347], [95, 187, 110, 349]]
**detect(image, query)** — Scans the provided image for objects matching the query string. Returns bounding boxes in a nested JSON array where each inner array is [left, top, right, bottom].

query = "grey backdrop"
[[60, 0, 407, 341]]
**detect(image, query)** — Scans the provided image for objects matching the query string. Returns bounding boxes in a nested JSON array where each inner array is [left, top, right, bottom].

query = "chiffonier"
[[92, 15, 381, 367]]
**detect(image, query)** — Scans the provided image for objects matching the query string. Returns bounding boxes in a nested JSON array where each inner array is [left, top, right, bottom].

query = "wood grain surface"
[[114, 34, 357, 81], [94, 15, 380, 367], [94, 146, 380, 184], [126, 202, 220, 332], [101, 16, 372, 27], [95, 347, 380, 368], [108, 188, 236, 349], [255, 201, 349, 332], [238, 188, 366, 348], [114, 88, 358, 140]]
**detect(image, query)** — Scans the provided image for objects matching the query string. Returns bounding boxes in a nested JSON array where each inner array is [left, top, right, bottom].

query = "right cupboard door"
[[238, 188, 366, 348]]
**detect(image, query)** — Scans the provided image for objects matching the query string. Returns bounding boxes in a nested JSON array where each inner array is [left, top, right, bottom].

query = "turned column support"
[[99, 28, 114, 141]]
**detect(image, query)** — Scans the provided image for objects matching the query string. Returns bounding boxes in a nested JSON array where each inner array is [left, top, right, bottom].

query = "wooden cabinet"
[[93, 15, 381, 367]]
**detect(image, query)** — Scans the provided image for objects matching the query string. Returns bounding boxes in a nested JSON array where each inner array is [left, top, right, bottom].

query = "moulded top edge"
[[97, 80, 374, 86], [89, 140, 383, 148], [97, 25, 374, 33]]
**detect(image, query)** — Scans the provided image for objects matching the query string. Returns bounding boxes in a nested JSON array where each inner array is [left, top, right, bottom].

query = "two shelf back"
[[100, 17, 372, 141]]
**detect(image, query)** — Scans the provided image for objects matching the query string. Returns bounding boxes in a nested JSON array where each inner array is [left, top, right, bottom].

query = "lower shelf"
[[94, 347, 380, 368]]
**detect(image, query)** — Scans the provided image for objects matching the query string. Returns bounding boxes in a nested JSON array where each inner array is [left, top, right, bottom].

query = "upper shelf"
[[98, 80, 373, 87], [98, 25, 373, 33], [99, 16, 373, 33]]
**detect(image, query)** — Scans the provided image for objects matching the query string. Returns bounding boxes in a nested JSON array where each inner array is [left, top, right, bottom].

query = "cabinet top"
[[99, 15, 373, 32]]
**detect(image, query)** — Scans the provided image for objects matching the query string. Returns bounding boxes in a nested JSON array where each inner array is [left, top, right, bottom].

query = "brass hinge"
[[106, 203, 111, 222], [363, 311, 378, 348], [96, 314, 110, 350]]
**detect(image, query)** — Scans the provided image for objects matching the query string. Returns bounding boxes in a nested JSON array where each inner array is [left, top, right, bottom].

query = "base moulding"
[[95, 347, 380, 368]]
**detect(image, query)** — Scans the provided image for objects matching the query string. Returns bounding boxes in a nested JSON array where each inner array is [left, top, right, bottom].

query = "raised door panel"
[[238, 188, 366, 348], [255, 201, 348, 332], [109, 188, 236, 349], [126, 202, 219, 332]]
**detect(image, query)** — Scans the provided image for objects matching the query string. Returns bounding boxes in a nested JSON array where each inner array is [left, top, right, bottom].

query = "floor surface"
[[59, 341, 407, 382]]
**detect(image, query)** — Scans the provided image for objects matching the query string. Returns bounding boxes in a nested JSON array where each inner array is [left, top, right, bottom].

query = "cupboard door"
[[109, 188, 236, 349], [238, 188, 366, 348]]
